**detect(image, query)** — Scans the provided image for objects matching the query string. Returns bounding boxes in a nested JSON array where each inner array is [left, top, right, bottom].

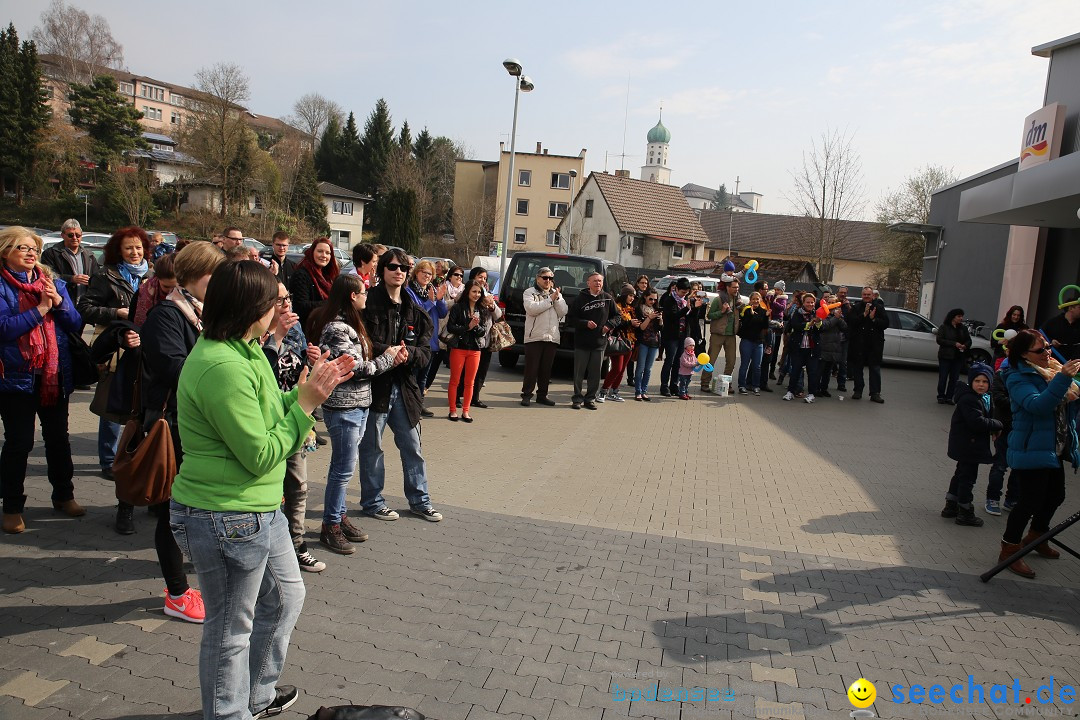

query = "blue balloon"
[[745, 267, 758, 284], [703, 363, 714, 373]]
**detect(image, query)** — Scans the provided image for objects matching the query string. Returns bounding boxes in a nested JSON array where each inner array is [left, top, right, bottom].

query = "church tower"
[[640, 110, 671, 184]]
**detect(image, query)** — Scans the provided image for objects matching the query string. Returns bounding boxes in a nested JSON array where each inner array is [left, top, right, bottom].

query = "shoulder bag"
[[488, 319, 515, 352], [113, 358, 177, 507]]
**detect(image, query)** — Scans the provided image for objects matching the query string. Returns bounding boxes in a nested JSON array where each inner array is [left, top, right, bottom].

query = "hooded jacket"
[[948, 376, 1002, 464], [1005, 361, 1080, 470]]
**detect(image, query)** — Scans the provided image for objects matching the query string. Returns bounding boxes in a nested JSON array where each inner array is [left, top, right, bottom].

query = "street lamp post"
[[564, 169, 577, 253], [498, 59, 534, 284]]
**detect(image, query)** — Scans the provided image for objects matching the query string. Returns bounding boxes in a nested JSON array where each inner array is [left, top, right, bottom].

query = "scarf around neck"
[[166, 286, 204, 331], [133, 277, 170, 326], [117, 260, 148, 291], [1, 266, 61, 405]]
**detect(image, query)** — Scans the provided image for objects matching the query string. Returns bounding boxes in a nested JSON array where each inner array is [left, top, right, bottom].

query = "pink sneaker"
[[164, 587, 205, 624]]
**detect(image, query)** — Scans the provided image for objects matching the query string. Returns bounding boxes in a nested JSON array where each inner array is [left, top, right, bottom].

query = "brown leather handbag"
[[112, 361, 176, 506]]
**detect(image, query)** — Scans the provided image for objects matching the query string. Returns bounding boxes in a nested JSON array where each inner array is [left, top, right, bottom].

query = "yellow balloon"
[[847, 679, 877, 709], [697, 353, 710, 365]]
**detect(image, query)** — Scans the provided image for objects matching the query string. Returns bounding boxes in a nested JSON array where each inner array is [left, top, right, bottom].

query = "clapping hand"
[[305, 343, 320, 364], [275, 310, 300, 343], [297, 351, 355, 414], [1061, 359, 1080, 378]]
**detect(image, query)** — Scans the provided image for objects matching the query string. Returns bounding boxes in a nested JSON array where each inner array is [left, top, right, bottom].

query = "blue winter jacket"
[[406, 285, 448, 352], [0, 271, 83, 397], [1005, 361, 1080, 470]]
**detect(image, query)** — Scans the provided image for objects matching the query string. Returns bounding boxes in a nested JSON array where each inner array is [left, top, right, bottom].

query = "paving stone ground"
[[2, 363, 1080, 720]]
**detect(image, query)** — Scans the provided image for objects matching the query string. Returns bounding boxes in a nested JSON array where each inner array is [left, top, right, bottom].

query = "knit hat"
[[968, 362, 994, 390], [774, 280, 786, 292], [723, 260, 737, 273], [684, 337, 696, 348]]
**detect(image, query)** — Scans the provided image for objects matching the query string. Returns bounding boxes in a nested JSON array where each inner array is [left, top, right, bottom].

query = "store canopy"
[[958, 151, 1080, 228]]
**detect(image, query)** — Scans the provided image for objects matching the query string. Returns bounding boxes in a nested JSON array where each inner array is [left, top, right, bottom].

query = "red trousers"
[[603, 352, 630, 390], [448, 349, 481, 413]]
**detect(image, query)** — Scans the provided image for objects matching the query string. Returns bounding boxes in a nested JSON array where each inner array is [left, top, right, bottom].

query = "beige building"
[[453, 142, 586, 255]]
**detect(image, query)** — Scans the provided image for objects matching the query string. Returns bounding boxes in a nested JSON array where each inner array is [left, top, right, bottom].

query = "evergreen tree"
[[412, 127, 433, 165], [68, 74, 146, 167], [314, 114, 346, 185], [378, 187, 421, 254], [291, 152, 329, 235], [359, 98, 394, 196], [0, 24, 50, 202], [398, 121, 412, 155], [710, 183, 729, 211], [339, 111, 362, 190]]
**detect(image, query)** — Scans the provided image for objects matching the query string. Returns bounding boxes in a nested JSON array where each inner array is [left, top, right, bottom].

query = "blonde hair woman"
[[406, 260, 448, 407]]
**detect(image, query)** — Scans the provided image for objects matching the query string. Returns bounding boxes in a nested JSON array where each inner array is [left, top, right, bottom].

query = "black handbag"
[[66, 332, 97, 386], [606, 334, 632, 356]]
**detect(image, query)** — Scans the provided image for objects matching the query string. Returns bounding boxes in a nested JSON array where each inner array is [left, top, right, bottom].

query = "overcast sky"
[[7, 0, 1080, 217]]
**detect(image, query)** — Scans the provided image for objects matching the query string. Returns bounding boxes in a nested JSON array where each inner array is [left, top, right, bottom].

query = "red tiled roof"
[[591, 173, 707, 244], [698, 209, 884, 262], [671, 260, 721, 271]]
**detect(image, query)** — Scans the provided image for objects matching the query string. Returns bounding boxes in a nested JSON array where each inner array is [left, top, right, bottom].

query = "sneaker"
[[164, 588, 205, 624], [339, 516, 368, 542], [366, 506, 399, 521], [753, 388, 760, 396], [985, 499, 1002, 516], [296, 550, 326, 573], [783, 392, 794, 401], [804, 394, 815, 404], [252, 686, 299, 720], [595, 391, 606, 403], [680, 394, 691, 400], [319, 523, 355, 555], [410, 506, 443, 522], [609, 391, 625, 402], [1003, 499, 1018, 512], [738, 387, 749, 395]]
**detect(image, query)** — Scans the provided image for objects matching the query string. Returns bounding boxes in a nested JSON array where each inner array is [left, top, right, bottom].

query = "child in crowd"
[[677, 337, 697, 400], [986, 360, 1018, 514], [942, 362, 1003, 527]]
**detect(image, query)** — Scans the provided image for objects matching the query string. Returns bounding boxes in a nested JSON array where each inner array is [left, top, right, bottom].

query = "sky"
[[6, 0, 1080, 218]]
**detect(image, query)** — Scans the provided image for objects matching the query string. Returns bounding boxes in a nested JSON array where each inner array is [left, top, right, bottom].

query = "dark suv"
[[497, 251, 630, 368]]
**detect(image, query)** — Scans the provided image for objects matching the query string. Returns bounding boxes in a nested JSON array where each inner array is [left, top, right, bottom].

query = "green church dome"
[[647, 120, 670, 144]]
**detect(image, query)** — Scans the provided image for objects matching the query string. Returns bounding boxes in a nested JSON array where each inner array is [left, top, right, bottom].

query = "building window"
[[171, 111, 181, 125], [545, 230, 560, 247], [584, 199, 594, 218], [170, 93, 185, 107], [549, 202, 568, 218], [332, 201, 353, 215], [597, 234, 607, 252], [551, 172, 570, 189], [671, 244, 684, 259], [140, 83, 165, 102], [516, 199, 529, 215], [338, 230, 351, 245], [142, 106, 162, 121], [514, 227, 527, 244], [118, 81, 134, 96], [518, 169, 531, 186], [708, 250, 715, 261], [632, 237, 644, 256]]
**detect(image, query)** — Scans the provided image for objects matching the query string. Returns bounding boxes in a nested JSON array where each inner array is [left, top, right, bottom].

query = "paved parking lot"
[[2, 363, 1079, 719]]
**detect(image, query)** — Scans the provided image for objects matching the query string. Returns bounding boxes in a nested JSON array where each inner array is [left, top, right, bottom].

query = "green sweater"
[[171, 336, 314, 512]]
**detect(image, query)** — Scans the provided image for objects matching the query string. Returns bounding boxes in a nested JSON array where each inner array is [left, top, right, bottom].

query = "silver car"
[[882, 307, 993, 367]]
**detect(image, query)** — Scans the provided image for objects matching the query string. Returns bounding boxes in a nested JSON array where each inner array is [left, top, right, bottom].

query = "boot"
[[320, 523, 355, 555], [940, 500, 959, 518], [955, 505, 983, 527], [2, 513, 25, 534], [114, 502, 135, 535], [999, 541, 1035, 578], [53, 499, 86, 517], [1023, 530, 1060, 559]]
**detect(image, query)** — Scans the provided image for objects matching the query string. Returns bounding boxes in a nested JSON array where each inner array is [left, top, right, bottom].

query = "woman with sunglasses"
[[435, 267, 467, 377], [996, 329, 1080, 578], [520, 266, 567, 406], [0, 227, 85, 534], [633, 289, 663, 400]]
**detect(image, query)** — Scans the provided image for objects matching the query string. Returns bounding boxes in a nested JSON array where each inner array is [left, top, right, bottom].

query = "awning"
[[958, 151, 1080, 228]]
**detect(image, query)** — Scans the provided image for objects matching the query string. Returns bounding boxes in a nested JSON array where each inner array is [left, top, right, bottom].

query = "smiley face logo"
[[847, 678, 876, 708]]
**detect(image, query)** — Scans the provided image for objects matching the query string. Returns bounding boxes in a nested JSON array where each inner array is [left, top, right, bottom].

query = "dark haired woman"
[[658, 278, 692, 396], [446, 279, 492, 422], [170, 261, 354, 718], [599, 285, 636, 402], [626, 275, 651, 386], [308, 274, 403, 555], [633, 289, 663, 400], [996, 329, 1080, 579], [289, 237, 339, 326], [936, 308, 971, 404], [0, 227, 85, 534], [992, 305, 1028, 368], [78, 226, 150, 484], [454, 266, 502, 409]]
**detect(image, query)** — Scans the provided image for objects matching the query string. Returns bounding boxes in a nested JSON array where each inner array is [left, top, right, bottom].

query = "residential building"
[[320, 182, 372, 251], [697, 209, 885, 289], [924, 32, 1080, 327], [556, 170, 707, 269], [682, 183, 763, 212], [129, 132, 199, 186]]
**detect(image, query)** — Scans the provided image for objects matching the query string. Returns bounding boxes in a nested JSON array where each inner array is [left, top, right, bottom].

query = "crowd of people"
[[4, 220, 1079, 718]]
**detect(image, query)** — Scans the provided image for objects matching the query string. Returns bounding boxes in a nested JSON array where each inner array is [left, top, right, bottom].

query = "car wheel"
[[498, 350, 519, 369]]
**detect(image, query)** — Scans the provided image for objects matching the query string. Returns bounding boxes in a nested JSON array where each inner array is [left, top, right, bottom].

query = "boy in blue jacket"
[[941, 363, 1003, 526]]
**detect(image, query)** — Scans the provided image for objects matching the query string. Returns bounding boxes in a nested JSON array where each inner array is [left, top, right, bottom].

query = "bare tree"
[[289, 92, 342, 146], [32, 0, 124, 83], [107, 166, 157, 227], [453, 194, 495, 265], [787, 128, 865, 283], [181, 63, 251, 217], [869, 164, 957, 306]]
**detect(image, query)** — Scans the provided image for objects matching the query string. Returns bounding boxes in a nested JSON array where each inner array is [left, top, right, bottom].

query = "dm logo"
[[1021, 118, 1049, 162]]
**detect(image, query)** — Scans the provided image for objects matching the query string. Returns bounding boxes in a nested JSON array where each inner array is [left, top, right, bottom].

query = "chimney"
[[499, 142, 505, 152], [535, 141, 542, 154], [543, 149, 548, 155], [615, 169, 630, 178]]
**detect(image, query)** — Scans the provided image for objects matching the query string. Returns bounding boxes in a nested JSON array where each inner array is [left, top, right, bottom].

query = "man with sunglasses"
[[357, 250, 442, 522], [41, 219, 99, 306], [521, 267, 567, 406]]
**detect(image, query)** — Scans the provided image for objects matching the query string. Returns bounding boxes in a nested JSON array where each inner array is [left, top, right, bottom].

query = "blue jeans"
[[322, 406, 370, 525], [659, 337, 682, 393], [635, 344, 659, 395], [98, 417, 121, 469], [987, 432, 1016, 503], [676, 375, 691, 396], [738, 339, 764, 390], [169, 503, 305, 720], [358, 383, 430, 513]]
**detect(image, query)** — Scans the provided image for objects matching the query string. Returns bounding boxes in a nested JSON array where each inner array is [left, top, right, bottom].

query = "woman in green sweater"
[[169, 261, 353, 720]]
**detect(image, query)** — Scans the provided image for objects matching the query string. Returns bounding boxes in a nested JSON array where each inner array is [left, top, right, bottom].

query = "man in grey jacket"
[[40, 219, 98, 307], [521, 267, 568, 406]]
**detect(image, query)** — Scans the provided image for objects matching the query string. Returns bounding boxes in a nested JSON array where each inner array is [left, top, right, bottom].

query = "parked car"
[[147, 230, 179, 246], [497, 251, 630, 368], [242, 237, 268, 251], [882, 307, 993, 368], [653, 274, 721, 300], [43, 232, 111, 265]]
